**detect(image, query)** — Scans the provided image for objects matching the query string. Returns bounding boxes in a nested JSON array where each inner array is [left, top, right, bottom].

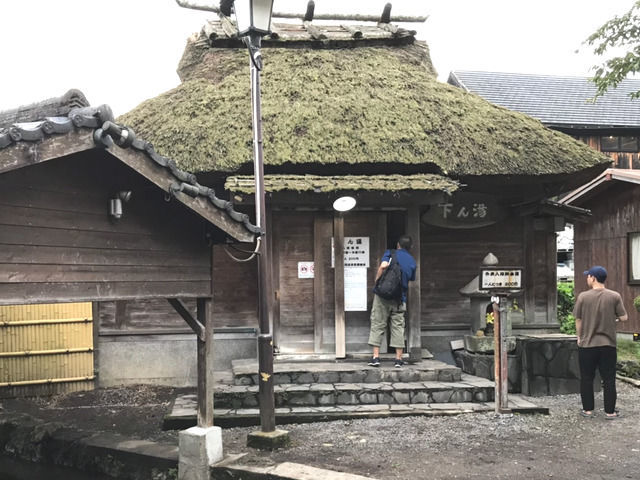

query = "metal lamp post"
[[233, 0, 277, 436]]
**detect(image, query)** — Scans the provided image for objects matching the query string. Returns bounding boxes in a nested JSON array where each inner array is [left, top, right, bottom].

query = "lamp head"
[[233, 0, 274, 37], [333, 196, 356, 212]]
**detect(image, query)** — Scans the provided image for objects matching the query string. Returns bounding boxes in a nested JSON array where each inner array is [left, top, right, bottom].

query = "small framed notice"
[[480, 267, 523, 290], [298, 262, 314, 279]]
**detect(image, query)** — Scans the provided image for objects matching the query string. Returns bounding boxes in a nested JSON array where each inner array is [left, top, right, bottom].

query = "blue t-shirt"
[[379, 248, 417, 303]]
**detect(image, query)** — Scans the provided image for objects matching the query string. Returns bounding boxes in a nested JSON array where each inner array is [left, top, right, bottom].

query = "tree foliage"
[[587, 1, 640, 98]]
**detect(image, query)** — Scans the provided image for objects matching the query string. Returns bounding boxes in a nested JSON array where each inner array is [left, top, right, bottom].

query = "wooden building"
[[560, 169, 640, 334], [114, 14, 610, 362], [0, 93, 256, 399], [448, 71, 640, 168]]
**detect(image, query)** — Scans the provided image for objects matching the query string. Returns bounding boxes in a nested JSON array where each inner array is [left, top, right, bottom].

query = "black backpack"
[[373, 250, 403, 302]]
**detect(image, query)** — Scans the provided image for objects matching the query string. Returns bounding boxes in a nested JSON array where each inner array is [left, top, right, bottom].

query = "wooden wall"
[[574, 182, 640, 333], [576, 135, 640, 169], [421, 215, 556, 330], [0, 150, 212, 306]]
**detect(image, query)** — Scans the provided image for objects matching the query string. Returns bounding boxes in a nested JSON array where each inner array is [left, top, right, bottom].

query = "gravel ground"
[[2, 381, 639, 479], [223, 381, 640, 480]]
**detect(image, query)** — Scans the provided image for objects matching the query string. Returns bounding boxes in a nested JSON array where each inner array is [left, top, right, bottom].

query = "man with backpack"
[[367, 235, 417, 368]]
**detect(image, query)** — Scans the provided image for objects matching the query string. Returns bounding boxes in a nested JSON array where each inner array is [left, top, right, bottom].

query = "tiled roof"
[[448, 71, 640, 128], [0, 96, 259, 238], [225, 174, 459, 194]]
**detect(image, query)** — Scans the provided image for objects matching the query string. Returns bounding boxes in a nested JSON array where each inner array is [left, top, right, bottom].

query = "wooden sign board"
[[480, 267, 523, 290], [421, 192, 507, 229]]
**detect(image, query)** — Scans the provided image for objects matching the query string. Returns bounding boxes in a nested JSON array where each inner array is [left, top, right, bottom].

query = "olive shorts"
[[367, 294, 406, 349]]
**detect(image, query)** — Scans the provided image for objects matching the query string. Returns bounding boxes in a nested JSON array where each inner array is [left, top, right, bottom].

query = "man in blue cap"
[[573, 265, 627, 419]]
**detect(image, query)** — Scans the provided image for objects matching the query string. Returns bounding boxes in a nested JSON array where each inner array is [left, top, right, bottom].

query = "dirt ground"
[[2, 381, 640, 480]]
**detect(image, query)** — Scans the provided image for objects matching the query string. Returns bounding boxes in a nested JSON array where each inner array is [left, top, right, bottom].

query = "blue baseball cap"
[[583, 265, 607, 283]]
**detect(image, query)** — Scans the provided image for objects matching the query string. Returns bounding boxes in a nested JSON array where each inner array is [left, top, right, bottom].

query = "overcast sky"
[[0, 0, 635, 116]]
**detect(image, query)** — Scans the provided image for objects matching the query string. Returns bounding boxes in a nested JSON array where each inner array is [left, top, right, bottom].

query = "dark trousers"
[[578, 346, 617, 414]]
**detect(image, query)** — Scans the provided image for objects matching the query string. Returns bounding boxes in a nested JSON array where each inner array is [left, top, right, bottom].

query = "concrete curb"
[[617, 374, 640, 388], [0, 413, 377, 480], [213, 455, 377, 480], [0, 412, 178, 480]]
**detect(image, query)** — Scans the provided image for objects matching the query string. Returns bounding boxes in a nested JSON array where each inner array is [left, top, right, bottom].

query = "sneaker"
[[368, 357, 380, 367], [394, 359, 404, 368]]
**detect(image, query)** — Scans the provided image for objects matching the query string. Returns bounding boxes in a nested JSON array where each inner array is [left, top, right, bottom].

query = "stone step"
[[213, 374, 494, 410], [164, 394, 549, 430], [231, 359, 462, 386]]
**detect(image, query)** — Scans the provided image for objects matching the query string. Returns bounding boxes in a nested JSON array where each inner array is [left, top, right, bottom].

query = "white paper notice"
[[298, 262, 314, 279], [344, 267, 368, 311]]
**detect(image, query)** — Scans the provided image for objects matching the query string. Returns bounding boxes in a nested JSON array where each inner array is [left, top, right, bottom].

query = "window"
[[628, 232, 640, 284], [601, 136, 640, 152]]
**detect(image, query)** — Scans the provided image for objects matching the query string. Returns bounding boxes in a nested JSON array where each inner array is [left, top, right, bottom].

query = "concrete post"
[[178, 426, 223, 480]]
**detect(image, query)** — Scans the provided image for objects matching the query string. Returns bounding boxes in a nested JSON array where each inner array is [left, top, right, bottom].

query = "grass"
[[618, 339, 640, 363]]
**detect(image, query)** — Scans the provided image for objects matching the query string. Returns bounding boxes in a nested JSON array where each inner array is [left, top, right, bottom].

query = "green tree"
[[586, 1, 640, 98], [557, 281, 576, 334]]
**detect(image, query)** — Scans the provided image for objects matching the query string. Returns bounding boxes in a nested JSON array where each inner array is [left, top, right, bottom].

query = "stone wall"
[[456, 334, 600, 397]]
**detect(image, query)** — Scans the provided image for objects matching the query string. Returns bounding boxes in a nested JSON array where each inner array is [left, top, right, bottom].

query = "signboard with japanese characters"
[[480, 267, 524, 290], [331, 237, 370, 268], [297, 262, 314, 279], [421, 193, 507, 229], [344, 267, 368, 311]]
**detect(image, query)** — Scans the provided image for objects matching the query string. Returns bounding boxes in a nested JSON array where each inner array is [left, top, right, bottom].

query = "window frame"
[[628, 232, 640, 284]]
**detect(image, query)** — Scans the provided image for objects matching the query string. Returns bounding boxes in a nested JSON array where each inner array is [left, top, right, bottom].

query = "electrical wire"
[[224, 237, 261, 262]]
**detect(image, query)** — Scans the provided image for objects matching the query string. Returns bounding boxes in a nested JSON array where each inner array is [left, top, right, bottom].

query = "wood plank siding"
[[0, 150, 212, 306], [574, 182, 640, 333], [421, 216, 556, 330]]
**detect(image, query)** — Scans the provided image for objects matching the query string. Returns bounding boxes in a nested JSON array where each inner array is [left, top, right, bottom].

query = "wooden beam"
[[167, 298, 205, 341], [406, 206, 422, 363], [109, 146, 254, 243], [266, 205, 276, 345], [174, 1, 428, 22], [546, 229, 558, 325], [523, 218, 536, 324], [0, 130, 95, 175], [196, 297, 215, 428], [314, 215, 326, 353], [334, 214, 346, 358], [92, 302, 100, 390]]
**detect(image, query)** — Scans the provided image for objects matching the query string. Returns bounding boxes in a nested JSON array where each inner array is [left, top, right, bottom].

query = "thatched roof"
[[118, 19, 610, 181], [225, 173, 459, 194]]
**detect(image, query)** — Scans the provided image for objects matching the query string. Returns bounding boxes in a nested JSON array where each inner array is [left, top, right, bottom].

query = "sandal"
[[580, 410, 594, 418], [605, 411, 622, 420]]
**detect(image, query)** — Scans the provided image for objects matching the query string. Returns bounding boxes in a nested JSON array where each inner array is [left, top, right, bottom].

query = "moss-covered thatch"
[[118, 37, 610, 177], [225, 173, 459, 194]]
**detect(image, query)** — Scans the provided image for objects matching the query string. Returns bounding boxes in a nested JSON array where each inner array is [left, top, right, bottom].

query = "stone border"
[[617, 374, 640, 388]]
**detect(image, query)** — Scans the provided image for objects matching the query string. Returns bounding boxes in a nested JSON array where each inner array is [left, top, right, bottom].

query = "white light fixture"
[[109, 191, 132, 220], [233, 0, 274, 37], [333, 196, 357, 212]]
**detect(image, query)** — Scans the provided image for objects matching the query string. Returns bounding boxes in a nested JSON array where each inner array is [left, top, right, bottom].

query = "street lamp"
[[233, 0, 286, 447]]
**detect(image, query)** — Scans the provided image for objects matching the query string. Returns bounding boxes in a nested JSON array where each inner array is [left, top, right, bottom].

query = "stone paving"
[[164, 359, 548, 428], [214, 374, 495, 409], [166, 391, 546, 428], [231, 359, 461, 385]]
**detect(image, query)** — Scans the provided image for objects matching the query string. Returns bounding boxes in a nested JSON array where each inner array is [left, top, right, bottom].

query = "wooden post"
[[91, 302, 100, 390], [494, 297, 510, 413], [406, 206, 422, 363], [334, 214, 346, 358], [196, 297, 215, 428]]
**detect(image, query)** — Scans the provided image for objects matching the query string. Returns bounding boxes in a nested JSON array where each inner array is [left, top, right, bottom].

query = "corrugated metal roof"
[[448, 71, 640, 128]]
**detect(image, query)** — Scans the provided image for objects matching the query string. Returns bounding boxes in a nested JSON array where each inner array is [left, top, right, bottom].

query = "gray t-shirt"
[[573, 288, 627, 348]]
